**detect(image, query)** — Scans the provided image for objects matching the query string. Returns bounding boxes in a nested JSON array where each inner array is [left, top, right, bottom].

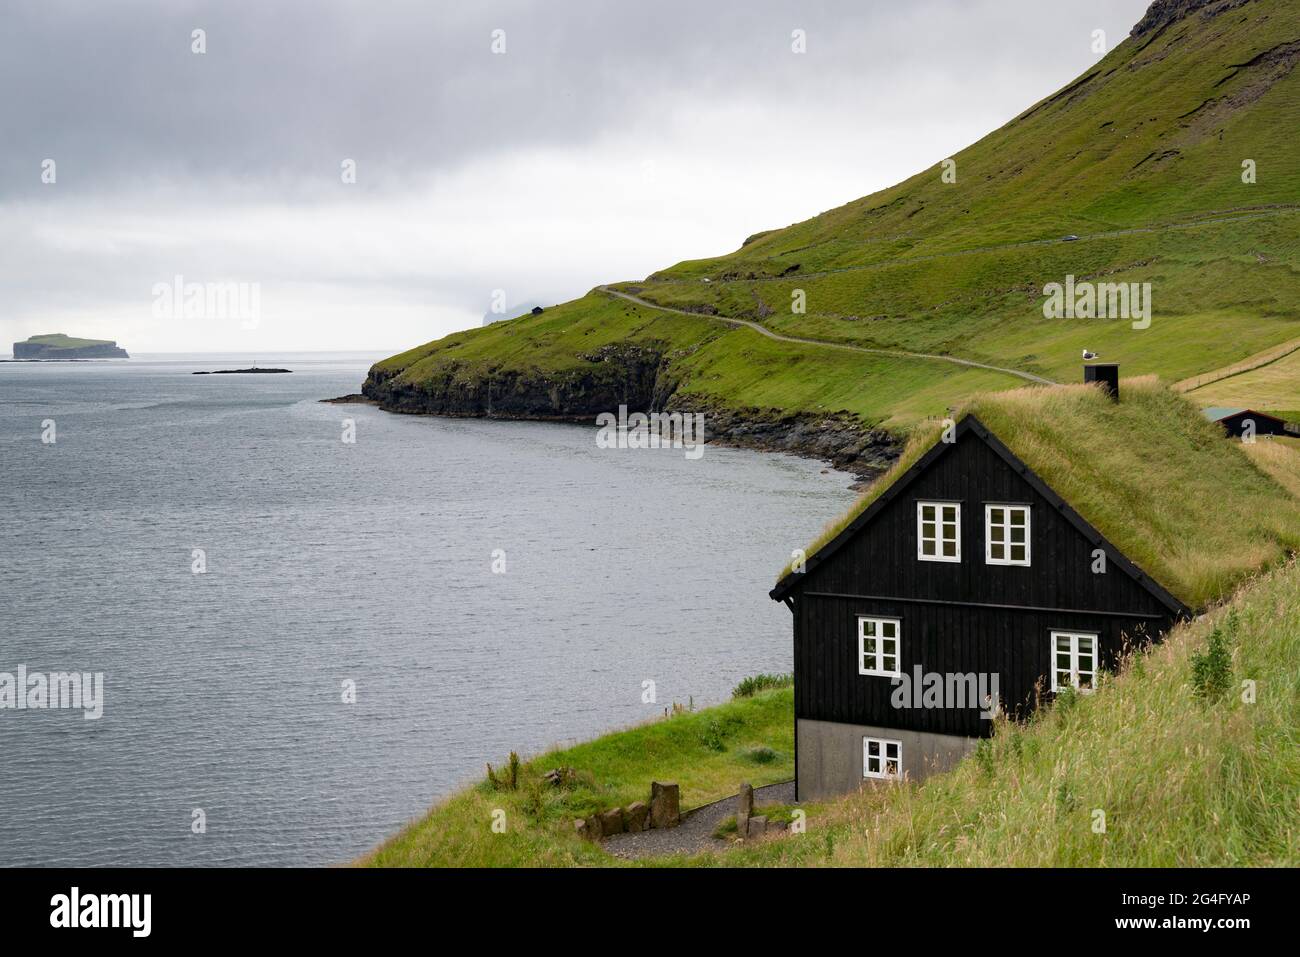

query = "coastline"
[[334, 364, 902, 487]]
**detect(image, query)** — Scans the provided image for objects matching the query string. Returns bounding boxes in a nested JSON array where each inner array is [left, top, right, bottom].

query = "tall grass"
[[732, 673, 793, 698], [359, 686, 795, 867], [969, 379, 1300, 607], [1243, 439, 1300, 500]]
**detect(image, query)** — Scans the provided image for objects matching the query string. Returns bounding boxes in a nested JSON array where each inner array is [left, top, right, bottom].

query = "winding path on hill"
[[598, 286, 1058, 386], [601, 206, 1300, 391]]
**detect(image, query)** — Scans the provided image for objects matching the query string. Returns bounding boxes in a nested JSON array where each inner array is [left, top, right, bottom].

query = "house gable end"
[[770, 416, 970, 601], [774, 415, 1190, 620]]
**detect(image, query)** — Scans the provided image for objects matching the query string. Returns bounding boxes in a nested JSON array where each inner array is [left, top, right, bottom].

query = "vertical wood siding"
[[791, 430, 1176, 737]]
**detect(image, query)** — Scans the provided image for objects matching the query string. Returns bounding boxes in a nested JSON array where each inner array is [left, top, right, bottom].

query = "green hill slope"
[[366, 0, 1300, 436]]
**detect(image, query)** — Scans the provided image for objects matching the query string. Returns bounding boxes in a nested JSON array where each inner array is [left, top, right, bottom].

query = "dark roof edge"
[[1217, 408, 1287, 421], [771, 414, 1194, 620]]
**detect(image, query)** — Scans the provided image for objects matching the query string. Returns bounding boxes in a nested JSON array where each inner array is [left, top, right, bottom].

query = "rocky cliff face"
[[361, 345, 899, 483], [1131, 0, 1253, 37], [363, 342, 671, 420]]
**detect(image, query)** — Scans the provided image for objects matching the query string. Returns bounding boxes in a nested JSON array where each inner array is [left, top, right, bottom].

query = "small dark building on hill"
[[1202, 406, 1292, 439], [770, 371, 1206, 801]]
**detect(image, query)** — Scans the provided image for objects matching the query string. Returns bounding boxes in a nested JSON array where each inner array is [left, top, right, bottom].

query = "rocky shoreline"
[[695, 402, 899, 486], [349, 348, 900, 486]]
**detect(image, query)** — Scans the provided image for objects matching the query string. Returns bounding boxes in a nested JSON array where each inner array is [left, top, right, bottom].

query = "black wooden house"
[[1202, 407, 1293, 439], [769, 376, 1197, 800]]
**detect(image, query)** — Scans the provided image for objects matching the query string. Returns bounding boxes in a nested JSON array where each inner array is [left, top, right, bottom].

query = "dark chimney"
[[1084, 363, 1119, 401]]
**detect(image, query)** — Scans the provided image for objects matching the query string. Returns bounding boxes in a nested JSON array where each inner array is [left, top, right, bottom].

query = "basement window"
[[863, 737, 902, 780], [986, 505, 1031, 565], [1050, 631, 1097, 692], [917, 501, 960, 562], [858, 616, 901, 677]]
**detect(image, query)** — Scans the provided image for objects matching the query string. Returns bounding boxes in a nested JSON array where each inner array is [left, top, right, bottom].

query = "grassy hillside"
[[721, 559, 1300, 867], [363, 559, 1300, 867], [1186, 344, 1300, 412], [368, 290, 1017, 429], [369, 0, 1300, 431], [1243, 436, 1300, 498], [361, 680, 795, 867]]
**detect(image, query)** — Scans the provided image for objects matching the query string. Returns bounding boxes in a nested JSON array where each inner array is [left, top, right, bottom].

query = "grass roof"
[[780, 378, 1300, 610]]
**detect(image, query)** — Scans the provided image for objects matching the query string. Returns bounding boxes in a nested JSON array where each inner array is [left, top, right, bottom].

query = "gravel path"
[[603, 780, 796, 861], [599, 206, 1300, 390]]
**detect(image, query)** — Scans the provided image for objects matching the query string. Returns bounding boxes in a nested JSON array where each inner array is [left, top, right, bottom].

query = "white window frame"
[[916, 501, 961, 563], [863, 736, 903, 780], [985, 504, 1031, 566], [1050, 631, 1098, 693], [857, 616, 901, 677]]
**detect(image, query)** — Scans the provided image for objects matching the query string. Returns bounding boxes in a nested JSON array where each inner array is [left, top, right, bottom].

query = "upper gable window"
[[986, 505, 1031, 565], [917, 501, 960, 562]]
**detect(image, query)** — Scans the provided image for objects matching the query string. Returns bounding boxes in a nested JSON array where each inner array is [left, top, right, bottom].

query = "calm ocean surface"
[[0, 353, 855, 866]]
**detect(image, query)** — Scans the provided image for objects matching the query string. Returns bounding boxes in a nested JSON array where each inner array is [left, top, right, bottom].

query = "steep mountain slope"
[[662, 0, 1299, 272], [366, 0, 1300, 449]]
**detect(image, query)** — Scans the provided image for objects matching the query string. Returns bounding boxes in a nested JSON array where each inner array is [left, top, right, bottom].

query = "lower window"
[[1051, 630, 1097, 692], [863, 736, 902, 780]]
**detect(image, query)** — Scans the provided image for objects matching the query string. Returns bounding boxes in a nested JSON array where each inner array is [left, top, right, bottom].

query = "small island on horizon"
[[12, 333, 129, 360], [192, 367, 293, 375]]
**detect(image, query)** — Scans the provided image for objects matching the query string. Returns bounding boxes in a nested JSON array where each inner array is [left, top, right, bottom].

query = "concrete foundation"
[[796, 718, 978, 801]]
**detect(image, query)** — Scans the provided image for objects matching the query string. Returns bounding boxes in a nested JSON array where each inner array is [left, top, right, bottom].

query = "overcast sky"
[[1, 0, 1152, 354]]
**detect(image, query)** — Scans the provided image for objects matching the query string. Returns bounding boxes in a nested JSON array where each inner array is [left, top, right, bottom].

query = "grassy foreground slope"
[[361, 684, 795, 867], [722, 560, 1300, 867], [370, 0, 1300, 430], [362, 559, 1300, 867]]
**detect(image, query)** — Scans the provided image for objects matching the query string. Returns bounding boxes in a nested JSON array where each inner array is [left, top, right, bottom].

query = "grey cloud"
[[0, 0, 1155, 352], [2, 0, 1150, 199]]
